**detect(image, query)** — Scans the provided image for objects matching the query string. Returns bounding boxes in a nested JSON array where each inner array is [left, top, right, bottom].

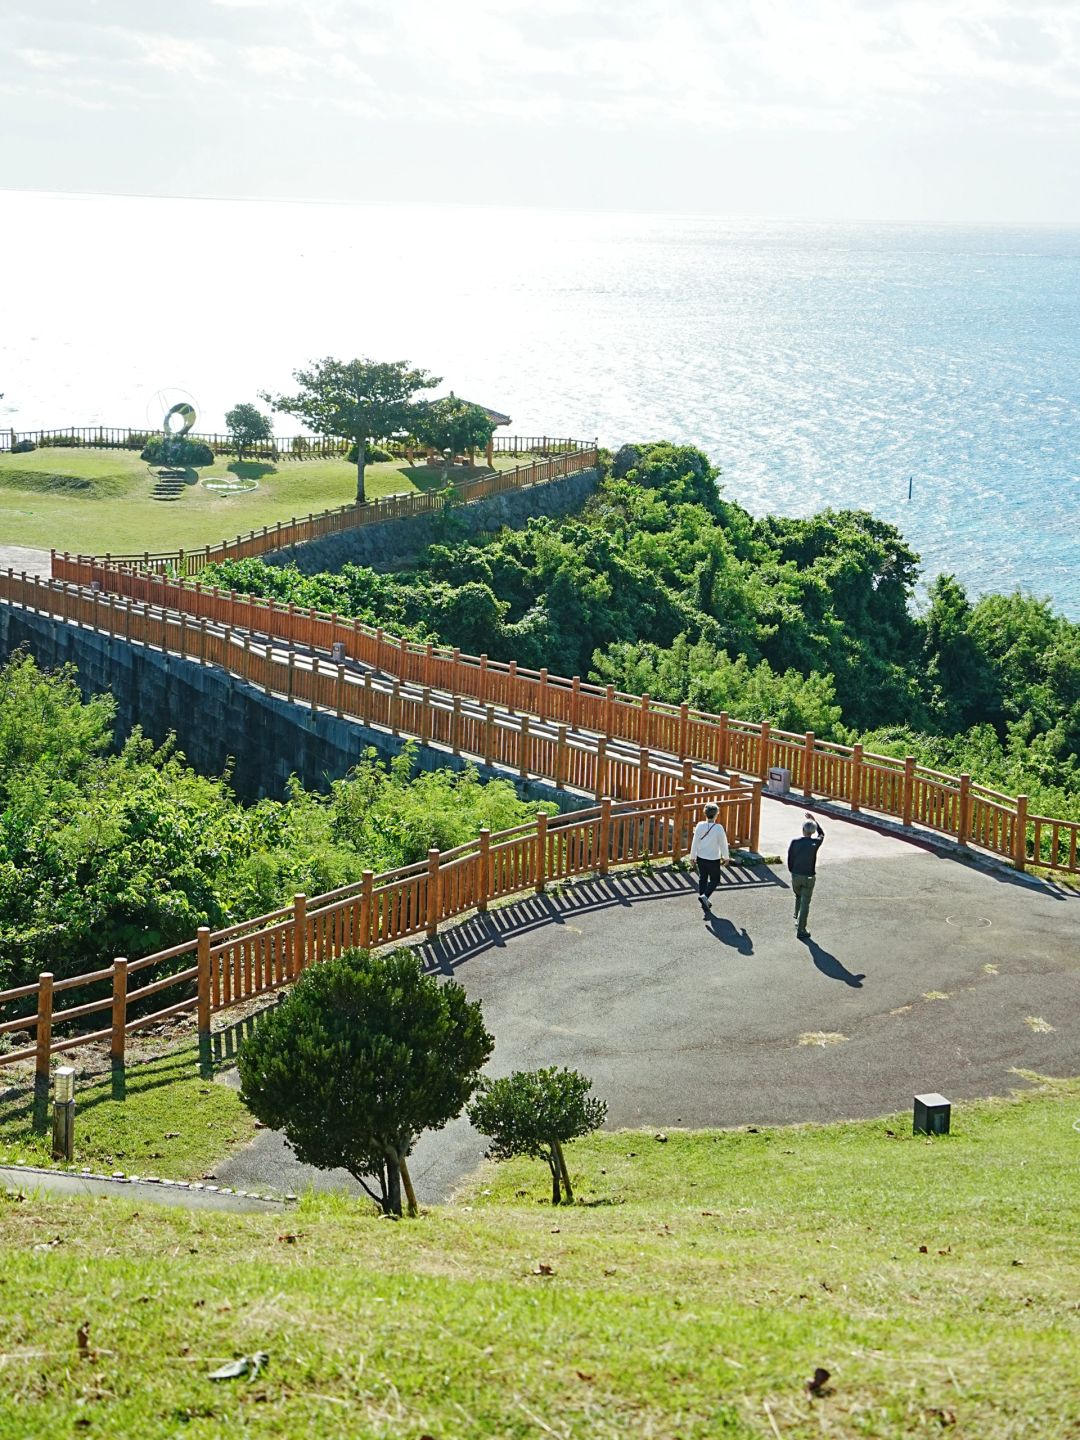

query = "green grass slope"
[[0, 448, 524, 555], [1, 1072, 1078, 1438]]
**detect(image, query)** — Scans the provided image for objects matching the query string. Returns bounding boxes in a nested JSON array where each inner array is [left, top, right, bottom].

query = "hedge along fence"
[[0, 425, 352, 460], [52, 444, 598, 578], [43, 559, 1080, 880], [0, 790, 737, 1077]]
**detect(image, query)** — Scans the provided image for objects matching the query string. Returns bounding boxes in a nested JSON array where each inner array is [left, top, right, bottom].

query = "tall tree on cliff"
[[263, 357, 440, 504]]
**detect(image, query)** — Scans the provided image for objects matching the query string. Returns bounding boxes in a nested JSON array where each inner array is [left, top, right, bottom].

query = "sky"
[[2, 0, 1080, 222]]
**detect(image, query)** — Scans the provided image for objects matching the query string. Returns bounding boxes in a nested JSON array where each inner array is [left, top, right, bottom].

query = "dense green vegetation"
[[205, 442, 1080, 818], [0, 654, 551, 991], [2, 1077, 1079, 1437]]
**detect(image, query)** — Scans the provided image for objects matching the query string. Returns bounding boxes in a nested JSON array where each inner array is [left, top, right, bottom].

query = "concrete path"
[[0, 1163, 287, 1213], [0, 545, 50, 577], [214, 797, 1080, 1206]]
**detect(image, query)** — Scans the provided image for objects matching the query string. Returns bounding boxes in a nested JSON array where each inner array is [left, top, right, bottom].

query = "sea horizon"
[[2, 191, 1077, 617]]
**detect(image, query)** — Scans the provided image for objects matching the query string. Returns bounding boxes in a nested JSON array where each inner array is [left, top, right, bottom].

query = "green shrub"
[[346, 441, 394, 464], [238, 949, 493, 1216], [38, 433, 82, 448], [124, 432, 151, 450], [141, 435, 215, 467], [10, 440, 35, 454], [469, 1066, 607, 1205]]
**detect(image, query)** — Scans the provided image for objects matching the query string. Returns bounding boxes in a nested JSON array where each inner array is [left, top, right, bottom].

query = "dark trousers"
[[697, 857, 724, 898]]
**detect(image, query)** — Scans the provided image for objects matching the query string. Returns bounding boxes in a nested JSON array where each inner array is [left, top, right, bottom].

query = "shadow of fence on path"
[[418, 862, 782, 975]]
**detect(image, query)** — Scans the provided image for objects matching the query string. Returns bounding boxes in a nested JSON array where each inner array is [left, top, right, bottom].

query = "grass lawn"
[[0, 1049, 254, 1179], [0, 447, 530, 557], [1, 1051, 1078, 1438]]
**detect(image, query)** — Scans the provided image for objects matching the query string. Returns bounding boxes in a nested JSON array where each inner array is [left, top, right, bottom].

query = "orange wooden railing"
[[39, 559, 1080, 880], [57, 444, 597, 577], [0, 790, 738, 1075]]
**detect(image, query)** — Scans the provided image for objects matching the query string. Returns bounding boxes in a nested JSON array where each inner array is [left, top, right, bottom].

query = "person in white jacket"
[[689, 802, 730, 907]]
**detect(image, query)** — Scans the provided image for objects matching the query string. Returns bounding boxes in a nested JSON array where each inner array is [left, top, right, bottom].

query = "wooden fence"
[[0, 790, 738, 1076], [39, 558, 1080, 880], [0, 426, 584, 461], [55, 445, 598, 578]]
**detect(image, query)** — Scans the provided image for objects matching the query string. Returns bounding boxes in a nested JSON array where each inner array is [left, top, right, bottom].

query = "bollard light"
[[913, 1092, 951, 1136], [52, 1066, 76, 1161]]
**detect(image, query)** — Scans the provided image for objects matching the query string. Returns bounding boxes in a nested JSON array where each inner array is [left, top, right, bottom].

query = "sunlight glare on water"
[[1, 192, 1077, 614]]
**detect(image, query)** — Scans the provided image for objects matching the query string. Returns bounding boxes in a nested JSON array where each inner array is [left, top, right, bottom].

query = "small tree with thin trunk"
[[224, 402, 274, 460], [468, 1067, 607, 1205], [238, 948, 493, 1217], [261, 356, 440, 504], [415, 395, 496, 480]]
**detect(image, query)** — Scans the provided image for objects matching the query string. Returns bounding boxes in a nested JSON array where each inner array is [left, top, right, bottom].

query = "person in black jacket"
[[787, 812, 825, 939]]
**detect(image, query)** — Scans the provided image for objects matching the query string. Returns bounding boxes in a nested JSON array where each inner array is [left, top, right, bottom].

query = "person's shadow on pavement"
[[704, 912, 754, 954], [801, 936, 864, 987]]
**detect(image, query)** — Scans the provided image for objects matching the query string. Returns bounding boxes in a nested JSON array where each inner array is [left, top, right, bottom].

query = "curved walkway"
[[215, 796, 1080, 1204]]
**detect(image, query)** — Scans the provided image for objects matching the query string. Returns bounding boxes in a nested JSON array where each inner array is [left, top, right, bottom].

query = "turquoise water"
[[1, 194, 1077, 615]]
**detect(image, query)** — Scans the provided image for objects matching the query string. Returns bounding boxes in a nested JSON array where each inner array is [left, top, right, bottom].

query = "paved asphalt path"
[[214, 797, 1080, 1205], [0, 545, 50, 577]]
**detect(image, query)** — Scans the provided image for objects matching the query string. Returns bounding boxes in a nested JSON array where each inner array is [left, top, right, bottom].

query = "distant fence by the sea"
[[0, 426, 583, 463]]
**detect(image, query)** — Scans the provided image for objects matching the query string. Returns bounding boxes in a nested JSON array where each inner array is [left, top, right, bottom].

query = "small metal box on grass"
[[913, 1092, 951, 1135]]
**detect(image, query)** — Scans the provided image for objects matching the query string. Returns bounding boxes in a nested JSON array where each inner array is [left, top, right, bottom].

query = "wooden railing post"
[[749, 780, 763, 854], [359, 870, 374, 949], [1014, 795, 1028, 872], [35, 972, 54, 1078], [638, 746, 650, 801], [426, 849, 441, 939], [484, 704, 495, 766], [803, 732, 815, 799], [451, 695, 462, 755], [538, 667, 549, 722], [604, 685, 615, 739], [197, 927, 212, 1034], [672, 788, 686, 862], [477, 830, 491, 913], [598, 797, 612, 876], [555, 724, 568, 789], [716, 712, 729, 771], [420, 686, 432, 744], [110, 958, 128, 1063], [850, 743, 864, 813], [293, 893, 308, 975], [902, 755, 916, 828], [570, 675, 581, 730], [678, 703, 689, 760], [519, 714, 530, 778], [535, 812, 548, 894], [595, 737, 607, 801], [758, 721, 771, 783], [957, 773, 971, 846], [507, 660, 518, 715]]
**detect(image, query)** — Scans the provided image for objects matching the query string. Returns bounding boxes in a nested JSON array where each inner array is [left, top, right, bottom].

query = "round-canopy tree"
[[262, 356, 440, 504], [238, 948, 493, 1216], [415, 396, 495, 480], [468, 1067, 607, 1205], [225, 402, 274, 460]]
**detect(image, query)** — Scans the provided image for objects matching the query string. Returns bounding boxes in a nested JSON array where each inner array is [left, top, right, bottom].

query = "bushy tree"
[[262, 356, 440, 504], [224, 402, 274, 460], [238, 949, 493, 1216], [415, 396, 495, 478], [468, 1067, 607, 1204]]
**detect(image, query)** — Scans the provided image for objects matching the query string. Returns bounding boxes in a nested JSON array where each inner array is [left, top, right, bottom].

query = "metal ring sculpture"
[[164, 402, 197, 437]]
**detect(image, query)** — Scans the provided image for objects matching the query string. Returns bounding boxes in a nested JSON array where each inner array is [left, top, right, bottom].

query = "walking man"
[[690, 802, 730, 908], [787, 812, 825, 939]]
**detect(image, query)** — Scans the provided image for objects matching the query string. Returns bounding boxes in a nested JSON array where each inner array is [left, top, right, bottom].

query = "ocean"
[[2, 191, 1078, 616]]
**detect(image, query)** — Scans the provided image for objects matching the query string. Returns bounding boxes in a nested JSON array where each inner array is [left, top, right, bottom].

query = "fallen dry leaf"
[[806, 1366, 831, 1397], [532, 1262, 554, 1276], [76, 1322, 92, 1361]]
